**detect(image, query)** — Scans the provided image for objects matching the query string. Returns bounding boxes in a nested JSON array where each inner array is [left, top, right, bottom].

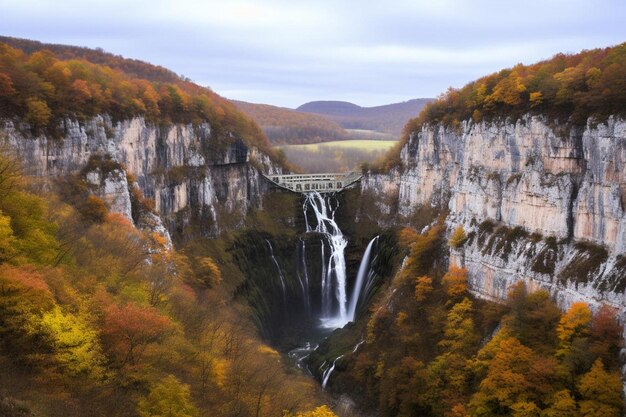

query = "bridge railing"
[[263, 171, 362, 193]]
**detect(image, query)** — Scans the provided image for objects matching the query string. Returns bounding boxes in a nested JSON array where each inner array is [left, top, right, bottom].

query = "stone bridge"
[[263, 172, 363, 193]]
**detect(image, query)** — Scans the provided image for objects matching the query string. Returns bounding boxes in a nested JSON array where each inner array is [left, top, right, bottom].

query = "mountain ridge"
[[296, 98, 434, 134]]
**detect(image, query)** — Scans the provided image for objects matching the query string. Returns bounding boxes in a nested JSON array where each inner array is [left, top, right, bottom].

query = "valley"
[[276, 138, 398, 173], [0, 34, 625, 417]]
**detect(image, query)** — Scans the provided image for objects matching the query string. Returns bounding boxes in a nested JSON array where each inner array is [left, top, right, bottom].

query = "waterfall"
[[304, 192, 349, 328], [266, 240, 287, 303], [298, 239, 311, 316], [351, 338, 365, 354], [347, 236, 379, 321], [322, 355, 343, 389]]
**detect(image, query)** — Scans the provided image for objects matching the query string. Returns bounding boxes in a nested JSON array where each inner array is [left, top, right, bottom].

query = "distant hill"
[[297, 98, 434, 135], [233, 100, 348, 145]]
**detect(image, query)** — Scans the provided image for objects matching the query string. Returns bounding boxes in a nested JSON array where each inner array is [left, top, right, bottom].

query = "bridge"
[[263, 172, 363, 193]]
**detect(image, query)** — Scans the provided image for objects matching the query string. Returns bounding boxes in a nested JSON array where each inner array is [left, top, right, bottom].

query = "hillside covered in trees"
[[0, 148, 333, 416], [372, 42, 626, 173], [0, 37, 276, 158], [406, 42, 626, 133], [311, 221, 624, 417], [233, 100, 348, 144], [297, 99, 433, 135]]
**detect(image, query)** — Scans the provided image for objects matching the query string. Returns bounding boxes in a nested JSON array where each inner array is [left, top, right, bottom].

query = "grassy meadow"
[[277, 137, 398, 173]]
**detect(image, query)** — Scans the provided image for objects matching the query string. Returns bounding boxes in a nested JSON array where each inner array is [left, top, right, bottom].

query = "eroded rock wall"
[[364, 115, 626, 313], [2, 115, 281, 237]]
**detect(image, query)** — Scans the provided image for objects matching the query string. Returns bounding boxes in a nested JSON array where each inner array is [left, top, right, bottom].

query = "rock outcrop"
[[363, 115, 626, 316], [2, 115, 282, 238]]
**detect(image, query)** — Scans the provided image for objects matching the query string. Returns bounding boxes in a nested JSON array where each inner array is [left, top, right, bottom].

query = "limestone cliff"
[[363, 115, 626, 316], [2, 115, 282, 238]]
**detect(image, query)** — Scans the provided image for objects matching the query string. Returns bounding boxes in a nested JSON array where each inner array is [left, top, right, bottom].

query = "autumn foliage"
[[329, 224, 624, 417], [409, 42, 626, 131], [0, 150, 327, 416], [0, 39, 276, 159], [381, 42, 626, 171]]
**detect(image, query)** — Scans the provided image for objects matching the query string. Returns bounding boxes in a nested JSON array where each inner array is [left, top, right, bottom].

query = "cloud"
[[1, 0, 625, 107]]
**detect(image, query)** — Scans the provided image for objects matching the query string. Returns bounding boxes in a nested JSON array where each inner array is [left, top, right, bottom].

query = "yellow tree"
[[556, 302, 592, 377], [577, 359, 622, 417], [542, 390, 579, 417], [138, 375, 199, 417], [442, 266, 468, 299], [449, 225, 467, 248], [487, 70, 527, 106]]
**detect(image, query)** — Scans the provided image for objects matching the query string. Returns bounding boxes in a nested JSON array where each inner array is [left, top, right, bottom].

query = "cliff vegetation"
[[0, 150, 330, 417], [0, 38, 276, 159]]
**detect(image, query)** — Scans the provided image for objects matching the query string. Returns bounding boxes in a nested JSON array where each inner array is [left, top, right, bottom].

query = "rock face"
[[363, 115, 626, 316], [2, 115, 281, 238]]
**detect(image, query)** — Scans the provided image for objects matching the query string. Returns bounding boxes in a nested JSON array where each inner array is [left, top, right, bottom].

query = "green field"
[[276, 139, 399, 173], [345, 129, 396, 140], [278, 139, 398, 152]]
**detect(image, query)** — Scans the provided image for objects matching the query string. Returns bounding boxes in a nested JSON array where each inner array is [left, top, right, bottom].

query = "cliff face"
[[2, 115, 281, 238], [363, 115, 626, 315]]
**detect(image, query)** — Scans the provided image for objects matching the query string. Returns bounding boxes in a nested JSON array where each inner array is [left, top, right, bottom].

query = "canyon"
[[4, 113, 626, 323]]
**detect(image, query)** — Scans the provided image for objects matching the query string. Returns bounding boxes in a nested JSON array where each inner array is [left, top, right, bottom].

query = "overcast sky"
[[2, 0, 625, 108]]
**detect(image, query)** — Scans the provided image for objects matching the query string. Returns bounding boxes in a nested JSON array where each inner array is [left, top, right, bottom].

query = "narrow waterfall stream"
[[347, 236, 379, 321], [266, 239, 287, 305]]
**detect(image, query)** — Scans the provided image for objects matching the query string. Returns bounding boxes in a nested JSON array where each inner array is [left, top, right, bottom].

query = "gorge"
[[1, 37, 625, 417]]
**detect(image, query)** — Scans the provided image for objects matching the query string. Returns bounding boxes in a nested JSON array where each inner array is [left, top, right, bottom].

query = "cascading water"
[[304, 192, 349, 328], [347, 236, 379, 321], [298, 239, 311, 316], [322, 355, 343, 389], [266, 239, 287, 303]]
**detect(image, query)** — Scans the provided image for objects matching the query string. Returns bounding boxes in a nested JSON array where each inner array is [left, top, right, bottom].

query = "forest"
[[411, 42, 626, 129], [233, 100, 349, 145], [0, 149, 334, 417], [310, 220, 624, 417], [0, 39, 276, 159], [373, 42, 626, 172]]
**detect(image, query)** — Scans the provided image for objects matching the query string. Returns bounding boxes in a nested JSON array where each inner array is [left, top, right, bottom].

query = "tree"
[[442, 266, 468, 299], [428, 298, 478, 414], [556, 302, 593, 377], [511, 401, 540, 417], [541, 390, 578, 417], [487, 70, 526, 106], [196, 257, 222, 287], [101, 303, 173, 367], [25, 98, 52, 128], [138, 375, 199, 417], [469, 337, 556, 415], [0, 211, 16, 262], [0, 265, 54, 358], [39, 307, 106, 378], [577, 359, 622, 417], [449, 225, 467, 248], [589, 305, 622, 369], [287, 405, 338, 417], [504, 284, 560, 352], [415, 276, 433, 302]]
